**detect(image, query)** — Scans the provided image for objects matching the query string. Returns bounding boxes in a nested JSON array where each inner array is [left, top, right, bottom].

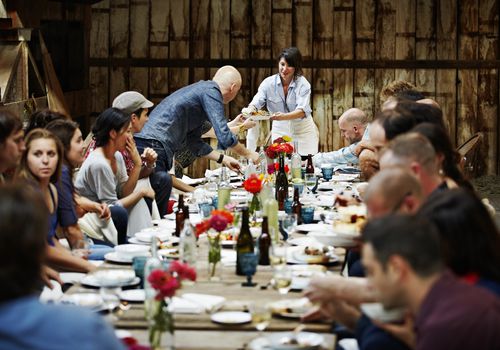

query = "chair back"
[[457, 132, 483, 179]]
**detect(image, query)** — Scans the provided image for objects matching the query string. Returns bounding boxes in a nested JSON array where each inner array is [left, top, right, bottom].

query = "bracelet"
[[144, 161, 156, 169], [216, 153, 224, 164]]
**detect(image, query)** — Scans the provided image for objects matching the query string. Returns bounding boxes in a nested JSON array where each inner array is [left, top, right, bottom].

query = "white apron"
[[272, 117, 319, 155]]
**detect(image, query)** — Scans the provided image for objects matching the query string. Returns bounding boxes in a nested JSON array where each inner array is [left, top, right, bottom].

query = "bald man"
[[135, 66, 259, 175], [313, 108, 369, 167]]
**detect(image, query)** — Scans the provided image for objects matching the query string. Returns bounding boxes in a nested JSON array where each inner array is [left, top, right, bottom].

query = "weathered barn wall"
[[88, 0, 500, 177]]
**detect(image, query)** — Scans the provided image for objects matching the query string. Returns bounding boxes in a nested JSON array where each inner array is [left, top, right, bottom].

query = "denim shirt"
[[250, 74, 312, 117], [135, 80, 238, 170], [313, 124, 370, 167]]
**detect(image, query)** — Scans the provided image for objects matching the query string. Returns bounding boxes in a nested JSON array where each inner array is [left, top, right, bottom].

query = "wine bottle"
[[236, 207, 254, 275], [175, 194, 186, 237], [275, 153, 289, 210], [292, 186, 302, 225], [290, 141, 302, 180], [258, 216, 271, 266], [306, 154, 315, 174]]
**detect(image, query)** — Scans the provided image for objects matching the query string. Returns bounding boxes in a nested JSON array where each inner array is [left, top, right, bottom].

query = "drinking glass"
[[71, 237, 92, 258], [280, 213, 297, 239], [321, 164, 334, 181], [270, 241, 287, 267], [301, 206, 315, 224], [250, 302, 272, 336], [304, 174, 317, 197], [99, 286, 122, 320], [273, 265, 293, 295]]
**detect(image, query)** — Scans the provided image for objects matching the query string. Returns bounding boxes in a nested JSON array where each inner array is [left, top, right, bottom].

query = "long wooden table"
[[69, 229, 344, 349]]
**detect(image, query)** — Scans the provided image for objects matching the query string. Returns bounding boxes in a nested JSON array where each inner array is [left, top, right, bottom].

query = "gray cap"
[[112, 91, 154, 115]]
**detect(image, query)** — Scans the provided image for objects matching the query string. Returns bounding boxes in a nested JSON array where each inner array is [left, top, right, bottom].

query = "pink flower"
[[147, 269, 170, 290], [210, 214, 230, 232], [158, 277, 180, 299], [267, 164, 276, 174]]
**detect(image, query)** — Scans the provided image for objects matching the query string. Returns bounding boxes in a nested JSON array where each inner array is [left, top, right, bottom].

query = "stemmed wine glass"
[[280, 213, 297, 241], [272, 265, 293, 295], [249, 301, 272, 337], [304, 174, 317, 199]]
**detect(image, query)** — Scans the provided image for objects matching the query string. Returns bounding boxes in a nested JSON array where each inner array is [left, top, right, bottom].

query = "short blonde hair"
[[379, 80, 416, 104]]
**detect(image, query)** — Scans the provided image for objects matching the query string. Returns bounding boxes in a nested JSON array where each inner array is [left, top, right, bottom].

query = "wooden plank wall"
[[88, 0, 500, 176]]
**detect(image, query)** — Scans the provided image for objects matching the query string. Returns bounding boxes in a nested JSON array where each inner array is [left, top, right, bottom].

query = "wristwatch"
[[216, 153, 224, 164]]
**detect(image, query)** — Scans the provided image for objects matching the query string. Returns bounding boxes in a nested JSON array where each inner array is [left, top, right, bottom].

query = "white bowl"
[[93, 269, 136, 287], [114, 244, 149, 259]]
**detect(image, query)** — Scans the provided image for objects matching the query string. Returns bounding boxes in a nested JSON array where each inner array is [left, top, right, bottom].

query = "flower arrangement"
[[243, 173, 264, 215], [267, 162, 290, 175], [195, 210, 234, 279], [146, 261, 196, 349], [265, 136, 294, 159]]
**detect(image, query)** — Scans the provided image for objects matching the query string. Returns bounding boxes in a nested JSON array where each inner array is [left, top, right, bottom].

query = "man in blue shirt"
[[135, 66, 259, 177], [0, 184, 125, 350], [313, 108, 369, 167]]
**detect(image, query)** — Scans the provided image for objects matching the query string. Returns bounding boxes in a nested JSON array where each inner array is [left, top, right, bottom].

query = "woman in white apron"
[[243, 47, 319, 156]]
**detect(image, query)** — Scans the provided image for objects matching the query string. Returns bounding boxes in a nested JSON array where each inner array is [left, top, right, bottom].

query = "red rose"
[[158, 276, 180, 299]]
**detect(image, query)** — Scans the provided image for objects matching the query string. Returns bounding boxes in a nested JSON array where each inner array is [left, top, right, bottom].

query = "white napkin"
[[59, 272, 86, 284], [181, 175, 206, 186], [221, 250, 236, 267], [39, 280, 63, 303], [169, 293, 226, 314]]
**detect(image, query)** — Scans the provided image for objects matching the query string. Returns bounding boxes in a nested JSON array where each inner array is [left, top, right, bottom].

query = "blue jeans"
[[110, 205, 128, 244], [134, 137, 173, 216]]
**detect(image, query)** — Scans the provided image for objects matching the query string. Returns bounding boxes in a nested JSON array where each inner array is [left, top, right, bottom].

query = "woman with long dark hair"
[[243, 47, 319, 154], [418, 188, 500, 295]]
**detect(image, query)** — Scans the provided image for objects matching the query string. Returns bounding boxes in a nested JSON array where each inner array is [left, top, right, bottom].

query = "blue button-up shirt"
[[250, 74, 312, 117], [136, 80, 238, 170], [313, 124, 371, 167]]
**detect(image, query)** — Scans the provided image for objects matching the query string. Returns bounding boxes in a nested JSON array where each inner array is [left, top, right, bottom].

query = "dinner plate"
[[288, 237, 325, 249], [128, 237, 150, 245], [80, 275, 140, 288], [295, 223, 333, 233], [119, 289, 146, 302], [307, 231, 358, 248], [134, 231, 171, 243], [287, 246, 339, 265], [59, 272, 86, 284], [269, 298, 313, 319], [330, 174, 359, 182], [104, 251, 134, 264], [267, 332, 324, 350], [210, 311, 251, 325]]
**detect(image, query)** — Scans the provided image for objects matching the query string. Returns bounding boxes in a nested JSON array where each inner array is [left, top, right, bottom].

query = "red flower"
[[147, 270, 171, 290], [169, 260, 197, 281], [267, 163, 276, 174], [158, 276, 180, 299], [195, 220, 212, 237], [274, 137, 285, 144], [243, 174, 263, 194]]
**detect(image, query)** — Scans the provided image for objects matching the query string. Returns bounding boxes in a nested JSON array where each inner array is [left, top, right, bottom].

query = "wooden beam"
[[88, 57, 500, 69]]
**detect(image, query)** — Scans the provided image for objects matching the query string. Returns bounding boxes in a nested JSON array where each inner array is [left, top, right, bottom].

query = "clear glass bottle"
[[258, 146, 267, 175], [291, 141, 302, 180], [144, 237, 163, 318], [180, 218, 197, 266]]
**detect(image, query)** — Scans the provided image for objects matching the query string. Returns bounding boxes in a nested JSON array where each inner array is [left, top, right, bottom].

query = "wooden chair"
[[457, 132, 483, 179]]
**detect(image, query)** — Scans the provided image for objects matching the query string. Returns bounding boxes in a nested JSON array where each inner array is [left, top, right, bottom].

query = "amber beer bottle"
[[174, 194, 186, 237], [305, 154, 315, 174], [236, 207, 254, 275], [275, 153, 289, 210], [291, 187, 302, 225], [258, 216, 271, 266]]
